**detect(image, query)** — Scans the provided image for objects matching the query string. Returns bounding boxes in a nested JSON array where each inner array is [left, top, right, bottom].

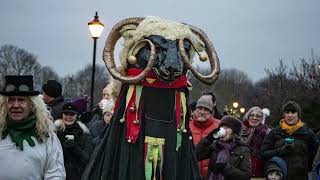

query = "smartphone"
[[284, 137, 294, 144], [65, 135, 75, 141]]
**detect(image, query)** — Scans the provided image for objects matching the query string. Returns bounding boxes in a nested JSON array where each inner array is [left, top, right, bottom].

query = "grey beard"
[[197, 116, 207, 122]]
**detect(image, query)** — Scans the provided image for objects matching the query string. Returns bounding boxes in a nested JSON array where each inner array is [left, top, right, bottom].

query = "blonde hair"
[[242, 106, 263, 122], [54, 119, 90, 134], [0, 95, 54, 140]]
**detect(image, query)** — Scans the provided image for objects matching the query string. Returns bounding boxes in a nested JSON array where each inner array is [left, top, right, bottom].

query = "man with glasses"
[[189, 95, 220, 179], [261, 101, 319, 180], [0, 75, 66, 180]]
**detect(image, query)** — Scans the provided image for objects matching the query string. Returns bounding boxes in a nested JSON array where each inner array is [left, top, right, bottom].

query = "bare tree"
[[189, 68, 253, 115], [0, 44, 42, 87], [62, 64, 110, 105]]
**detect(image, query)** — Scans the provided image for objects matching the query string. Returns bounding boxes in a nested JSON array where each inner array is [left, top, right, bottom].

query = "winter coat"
[[54, 120, 95, 180], [190, 116, 220, 178], [88, 116, 108, 146], [261, 125, 319, 180], [314, 161, 320, 180], [0, 131, 66, 180], [47, 96, 65, 120], [264, 156, 287, 180], [312, 147, 320, 180], [241, 120, 271, 177], [196, 137, 251, 180]]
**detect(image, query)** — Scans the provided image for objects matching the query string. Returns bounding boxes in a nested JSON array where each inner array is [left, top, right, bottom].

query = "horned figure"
[[82, 16, 220, 180]]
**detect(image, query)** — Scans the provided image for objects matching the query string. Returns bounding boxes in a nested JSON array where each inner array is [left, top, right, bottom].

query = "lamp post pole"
[[90, 37, 98, 110], [88, 11, 104, 110]]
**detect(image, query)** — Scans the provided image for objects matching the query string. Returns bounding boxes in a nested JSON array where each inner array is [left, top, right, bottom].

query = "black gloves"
[[63, 139, 75, 149], [206, 128, 220, 143]]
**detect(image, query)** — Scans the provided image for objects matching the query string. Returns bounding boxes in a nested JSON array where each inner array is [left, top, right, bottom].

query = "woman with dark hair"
[[261, 101, 319, 180], [196, 116, 251, 180]]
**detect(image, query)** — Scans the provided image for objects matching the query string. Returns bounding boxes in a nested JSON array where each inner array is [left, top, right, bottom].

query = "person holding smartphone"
[[54, 102, 94, 180], [261, 101, 319, 180]]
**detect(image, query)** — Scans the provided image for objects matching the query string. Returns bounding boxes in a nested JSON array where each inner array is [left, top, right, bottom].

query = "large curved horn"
[[179, 25, 220, 85], [103, 17, 156, 83]]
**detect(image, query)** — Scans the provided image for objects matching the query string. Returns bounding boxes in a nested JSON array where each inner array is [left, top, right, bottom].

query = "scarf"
[[279, 119, 304, 135], [3, 115, 40, 150], [210, 141, 237, 180], [241, 120, 269, 157]]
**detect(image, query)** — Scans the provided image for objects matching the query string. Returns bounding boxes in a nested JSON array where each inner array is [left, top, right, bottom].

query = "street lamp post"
[[88, 11, 104, 110]]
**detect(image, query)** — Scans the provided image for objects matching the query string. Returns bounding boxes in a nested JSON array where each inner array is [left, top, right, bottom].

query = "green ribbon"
[[176, 92, 187, 151], [3, 115, 40, 150], [145, 136, 165, 180]]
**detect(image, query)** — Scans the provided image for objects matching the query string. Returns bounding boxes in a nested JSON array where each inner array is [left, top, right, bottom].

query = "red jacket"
[[189, 116, 220, 179]]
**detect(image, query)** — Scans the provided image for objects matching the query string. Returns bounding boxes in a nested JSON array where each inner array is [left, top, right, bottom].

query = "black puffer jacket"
[[261, 125, 319, 180], [55, 120, 95, 180]]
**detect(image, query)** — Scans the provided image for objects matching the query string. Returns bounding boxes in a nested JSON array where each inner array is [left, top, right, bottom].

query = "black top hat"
[[0, 75, 40, 96], [62, 102, 79, 114]]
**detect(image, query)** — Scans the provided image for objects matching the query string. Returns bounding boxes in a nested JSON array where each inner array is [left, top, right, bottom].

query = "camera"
[[65, 135, 74, 141], [213, 127, 226, 138]]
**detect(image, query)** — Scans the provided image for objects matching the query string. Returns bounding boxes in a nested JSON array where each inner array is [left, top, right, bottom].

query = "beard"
[[197, 115, 207, 122]]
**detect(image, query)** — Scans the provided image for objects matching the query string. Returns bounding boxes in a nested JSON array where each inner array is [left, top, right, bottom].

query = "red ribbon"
[[127, 68, 188, 88]]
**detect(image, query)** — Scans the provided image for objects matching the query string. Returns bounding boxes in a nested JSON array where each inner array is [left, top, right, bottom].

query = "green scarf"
[[3, 115, 40, 150]]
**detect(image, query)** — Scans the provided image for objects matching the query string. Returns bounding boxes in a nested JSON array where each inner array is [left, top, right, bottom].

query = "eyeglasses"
[[5, 84, 30, 92], [249, 114, 262, 119]]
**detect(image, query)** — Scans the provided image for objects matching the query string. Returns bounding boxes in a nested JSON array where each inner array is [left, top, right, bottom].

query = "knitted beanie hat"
[[282, 101, 301, 117], [219, 115, 242, 135], [42, 80, 62, 98], [196, 95, 213, 112]]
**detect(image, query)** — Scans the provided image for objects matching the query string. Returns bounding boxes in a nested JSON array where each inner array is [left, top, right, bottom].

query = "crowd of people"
[[0, 75, 319, 180]]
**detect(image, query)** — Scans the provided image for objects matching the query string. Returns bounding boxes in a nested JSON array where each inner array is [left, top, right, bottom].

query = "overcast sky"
[[1, 0, 319, 81]]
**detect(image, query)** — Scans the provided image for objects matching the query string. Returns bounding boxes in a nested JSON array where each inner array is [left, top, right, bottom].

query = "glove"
[[279, 143, 295, 155], [64, 139, 75, 149], [214, 163, 226, 173], [206, 128, 221, 142]]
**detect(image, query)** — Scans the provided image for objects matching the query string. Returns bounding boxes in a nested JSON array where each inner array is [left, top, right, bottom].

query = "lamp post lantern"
[[232, 102, 239, 109], [88, 11, 104, 110]]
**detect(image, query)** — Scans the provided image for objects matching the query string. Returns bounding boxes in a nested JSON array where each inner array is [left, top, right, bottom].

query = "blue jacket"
[[265, 157, 288, 180], [315, 161, 320, 180]]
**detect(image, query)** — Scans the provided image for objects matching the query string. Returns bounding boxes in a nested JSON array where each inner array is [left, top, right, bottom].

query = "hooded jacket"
[[265, 157, 287, 180]]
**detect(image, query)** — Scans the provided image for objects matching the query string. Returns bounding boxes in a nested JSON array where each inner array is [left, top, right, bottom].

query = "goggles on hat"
[[5, 84, 30, 92]]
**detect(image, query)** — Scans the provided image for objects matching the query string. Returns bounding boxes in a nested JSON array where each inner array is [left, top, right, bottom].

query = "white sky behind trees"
[[1, 0, 320, 81]]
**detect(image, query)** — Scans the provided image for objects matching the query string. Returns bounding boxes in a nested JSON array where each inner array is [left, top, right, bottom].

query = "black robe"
[[82, 84, 201, 180]]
